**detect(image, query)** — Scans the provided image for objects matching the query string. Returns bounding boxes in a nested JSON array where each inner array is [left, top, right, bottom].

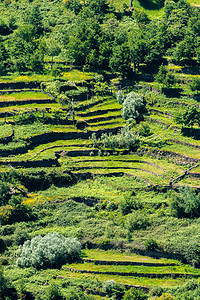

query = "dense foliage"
[[17, 233, 81, 269], [0, 0, 199, 74]]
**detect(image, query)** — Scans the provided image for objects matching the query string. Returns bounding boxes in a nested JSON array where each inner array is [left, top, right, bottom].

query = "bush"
[[103, 280, 125, 299], [46, 284, 64, 300], [170, 186, 200, 219], [0, 266, 17, 300], [121, 92, 146, 123], [126, 212, 149, 232], [144, 238, 159, 251], [122, 287, 147, 300], [116, 90, 125, 104], [107, 201, 118, 211], [91, 126, 138, 151], [119, 195, 142, 215], [14, 227, 29, 246], [16, 232, 81, 269]]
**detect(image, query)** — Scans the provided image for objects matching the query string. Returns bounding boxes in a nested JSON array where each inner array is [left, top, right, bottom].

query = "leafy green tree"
[[175, 106, 200, 127], [142, 21, 165, 67], [0, 40, 9, 75], [109, 43, 132, 78], [46, 39, 61, 64], [128, 31, 146, 71], [67, 17, 101, 68], [6, 24, 44, 72], [156, 64, 176, 87], [170, 186, 200, 218], [189, 77, 200, 94], [24, 4, 43, 36]]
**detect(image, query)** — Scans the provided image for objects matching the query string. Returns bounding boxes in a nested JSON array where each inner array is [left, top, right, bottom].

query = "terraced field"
[[0, 77, 199, 186], [0, 73, 200, 297]]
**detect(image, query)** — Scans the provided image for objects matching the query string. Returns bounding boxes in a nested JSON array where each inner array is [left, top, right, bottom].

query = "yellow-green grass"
[[79, 111, 121, 122], [24, 175, 148, 206], [0, 102, 62, 112], [64, 262, 200, 275], [73, 168, 169, 185], [0, 124, 12, 138], [190, 165, 200, 172], [161, 144, 200, 159], [177, 176, 200, 187], [0, 70, 95, 83], [69, 160, 167, 175], [108, 0, 165, 19], [51, 269, 192, 287], [65, 155, 187, 175], [83, 249, 179, 265], [0, 91, 50, 101], [149, 105, 186, 116], [86, 118, 125, 127], [0, 146, 92, 162], [147, 114, 174, 126], [144, 122, 200, 147]]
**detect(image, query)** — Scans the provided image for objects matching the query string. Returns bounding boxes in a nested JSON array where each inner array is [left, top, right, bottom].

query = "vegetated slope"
[[0, 0, 200, 298], [0, 65, 199, 299]]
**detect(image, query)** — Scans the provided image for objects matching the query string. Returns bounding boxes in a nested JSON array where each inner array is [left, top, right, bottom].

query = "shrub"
[[46, 284, 64, 300], [121, 92, 146, 123], [103, 280, 125, 299], [144, 238, 159, 251], [91, 126, 138, 151], [126, 212, 149, 232], [122, 287, 147, 300], [137, 123, 152, 137], [0, 266, 17, 300], [107, 201, 118, 211], [170, 186, 200, 219], [16, 232, 81, 269], [119, 196, 142, 215], [116, 90, 125, 104], [14, 227, 29, 246]]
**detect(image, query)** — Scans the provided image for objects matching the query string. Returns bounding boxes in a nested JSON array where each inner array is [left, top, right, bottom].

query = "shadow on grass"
[[182, 127, 200, 140], [162, 87, 183, 98], [137, 0, 164, 10]]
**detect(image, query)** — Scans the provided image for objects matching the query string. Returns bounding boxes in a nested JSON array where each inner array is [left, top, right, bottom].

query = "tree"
[[46, 39, 61, 65], [121, 92, 146, 123], [156, 64, 176, 87], [175, 106, 200, 127], [17, 233, 81, 269], [0, 40, 9, 75], [170, 186, 200, 219], [189, 77, 200, 94], [109, 43, 132, 78]]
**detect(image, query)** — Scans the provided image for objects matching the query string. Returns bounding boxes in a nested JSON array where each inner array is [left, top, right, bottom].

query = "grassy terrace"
[[65, 262, 200, 275], [0, 70, 95, 83], [0, 91, 50, 101]]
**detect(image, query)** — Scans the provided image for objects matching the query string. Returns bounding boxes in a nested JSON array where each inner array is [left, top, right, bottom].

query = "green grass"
[[65, 262, 200, 275], [0, 124, 12, 138], [0, 70, 95, 83], [0, 91, 50, 101], [83, 249, 179, 264]]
